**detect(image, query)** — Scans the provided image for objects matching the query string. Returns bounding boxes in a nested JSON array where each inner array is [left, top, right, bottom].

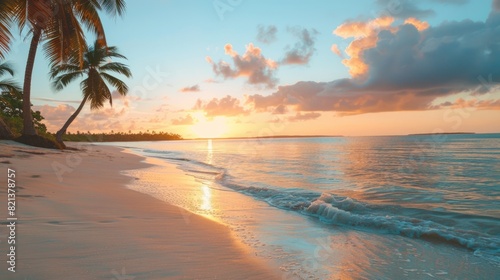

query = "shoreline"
[[0, 140, 280, 279], [115, 139, 500, 279]]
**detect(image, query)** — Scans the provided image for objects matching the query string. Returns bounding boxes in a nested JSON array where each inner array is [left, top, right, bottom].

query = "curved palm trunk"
[[22, 26, 42, 136], [56, 95, 88, 147]]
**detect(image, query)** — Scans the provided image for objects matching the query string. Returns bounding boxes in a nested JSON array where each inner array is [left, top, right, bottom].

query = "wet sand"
[[0, 140, 279, 279]]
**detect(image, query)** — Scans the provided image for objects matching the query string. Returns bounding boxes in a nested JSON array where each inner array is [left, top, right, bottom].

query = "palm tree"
[[0, 62, 19, 139], [50, 40, 131, 147], [0, 0, 126, 136], [0, 1, 14, 59]]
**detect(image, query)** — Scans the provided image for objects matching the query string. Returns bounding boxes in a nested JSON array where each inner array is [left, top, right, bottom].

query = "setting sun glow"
[[191, 115, 228, 139]]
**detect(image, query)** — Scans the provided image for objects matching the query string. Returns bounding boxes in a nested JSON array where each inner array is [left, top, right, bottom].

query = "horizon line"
[[186, 131, 500, 141]]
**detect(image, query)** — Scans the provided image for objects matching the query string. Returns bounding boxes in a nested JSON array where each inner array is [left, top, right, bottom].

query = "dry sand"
[[0, 140, 280, 279]]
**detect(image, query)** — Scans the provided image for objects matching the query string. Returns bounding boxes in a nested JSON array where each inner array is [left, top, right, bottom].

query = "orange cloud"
[[194, 95, 248, 117], [33, 103, 131, 133], [287, 112, 321, 122], [88, 107, 126, 121], [242, 12, 500, 118], [180, 84, 200, 92], [404, 17, 429, 31], [440, 98, 500, 110], [334, 16, 394, 38], [333, 16, 431, 79], [171, 114, 196, 125], [334, 16, 395, 78], [224, 43, 237, 56], [343, 36, 378, 78], [330, 44, 343, 58], [33, 104, 75, 131]]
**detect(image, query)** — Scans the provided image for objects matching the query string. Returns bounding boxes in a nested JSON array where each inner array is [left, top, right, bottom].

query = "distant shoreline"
[[407, 132, 476, 136], [191, 135, 343, 141]]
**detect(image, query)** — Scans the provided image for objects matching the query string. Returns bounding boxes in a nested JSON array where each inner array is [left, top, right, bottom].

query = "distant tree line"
[[59, 130, 182, 142]]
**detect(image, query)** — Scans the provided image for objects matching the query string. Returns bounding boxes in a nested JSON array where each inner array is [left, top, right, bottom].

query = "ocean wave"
[[305, 193, 500, 262], [142, 149, 175, 155], [144, 150, 227, 180], [220, 181, 500, 263], [186, 169, 221, 176], [142, 148, 223, 171]]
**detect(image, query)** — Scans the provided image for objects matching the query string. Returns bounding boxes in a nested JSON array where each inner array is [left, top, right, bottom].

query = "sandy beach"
[[0, 141, 279, 279]]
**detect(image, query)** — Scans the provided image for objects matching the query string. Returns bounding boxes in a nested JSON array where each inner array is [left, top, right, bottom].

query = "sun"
[[191, 114, 228, 139]]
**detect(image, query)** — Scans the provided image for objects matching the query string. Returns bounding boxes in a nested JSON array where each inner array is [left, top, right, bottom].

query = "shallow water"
[[105, 134, 500, 279]]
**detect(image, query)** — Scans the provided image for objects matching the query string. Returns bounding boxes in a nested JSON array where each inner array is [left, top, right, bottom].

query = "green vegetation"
[[0, 62, 17, 139], [60, 131, 182, 142], [0, 62, 47, 139], [1, 87, 47, 135]]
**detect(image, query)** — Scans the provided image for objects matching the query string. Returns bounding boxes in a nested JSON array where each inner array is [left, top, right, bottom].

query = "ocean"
[[106, 134, 500, 279]]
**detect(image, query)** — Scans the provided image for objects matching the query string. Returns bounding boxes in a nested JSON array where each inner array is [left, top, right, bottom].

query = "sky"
[[5, 0, 500, 138]]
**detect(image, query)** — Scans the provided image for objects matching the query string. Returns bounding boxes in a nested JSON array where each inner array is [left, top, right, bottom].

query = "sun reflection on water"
[[200, 184, 212, 211], [200, 139, 214, 212], [206, 139, 213, 164]]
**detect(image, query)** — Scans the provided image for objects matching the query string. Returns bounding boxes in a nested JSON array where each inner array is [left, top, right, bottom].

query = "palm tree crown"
[[50, 39, 131, 146], [51, 40, 131, 107], [1, 0, 126, 63]]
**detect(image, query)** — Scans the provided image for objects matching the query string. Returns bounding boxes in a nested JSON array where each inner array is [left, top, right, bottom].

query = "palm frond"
[[12, 0, 26, 31], [98, 0, 126, 17], [80, 76, 90, 97], [101, 72, 128, 95], [92, 82, 111, 109], [100, 62, 132, 78], [43, 1, 87, 67], [99, 76, 113, 106], [49, 63, 82, 79], [0, 0, 15, 58], [52, 71, 83, 91], [0, 62, 15, 76], [104, 46, 127, 59], [73, 0, 108, 48], [26, 0, 52, 29], [0, 62, 19, 92], [82, 69, 109, 110], [0, 79, 21, 93]]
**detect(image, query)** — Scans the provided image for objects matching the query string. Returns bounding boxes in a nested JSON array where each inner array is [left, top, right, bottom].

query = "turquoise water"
[[108, 134, 500, 279]]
